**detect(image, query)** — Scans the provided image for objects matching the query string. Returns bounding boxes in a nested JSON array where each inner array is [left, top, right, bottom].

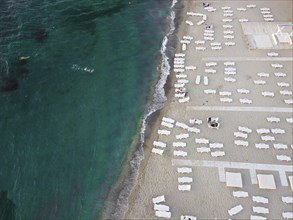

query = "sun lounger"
[[225, 71, 236, 75], [197, 20, 205, 26], [237, 88, 250, 94], [175, 53, 185, 57], [277, 82, 289, 87], [205, 69, 216, 74], [223, 13, 233, 17], [194, 40, 205, 45], [205, 62, 217, 67], [155, 211, 171, 219], [211, 46, 222, 50], [225, 67, 236, 71], [254, 80, 266, 85], [273, 143, 287, 149], [174, 57, 185, 61], [204, 33, 214, 37], [263, 14, 273, 18], [224, 77, 236, 82], [238, 126, 252, 133], [255, 143, 269, 149], [158, 129, 171, 135], [182, 44, 186, 51], [205, 30, 214, 34], [204, 89, 217, 94], [252, 196, 269, 204], [284, 99, 293, 104], [181, 215, 196, 220], [223, 24, 233, 29], [257, 128, 270, 134], [180, 40, 190, 44], [280, 90, 292, 95], [237, 7, 247, 11], [274, 72, 286, 77], [209, 143, 224, 149], [222, 6, 231, 10], [224, 30, 234, 35], [282, 212, 293, 219], [173, 150, 187, 157], [250, 216, 267, 220], [174, 83, 185, 88], [177, 167, 192, 173], [176, 133, 189, 140], [173, 142, 187, 148], [276, 155, 291, 162], [210, 42, 221, 46], [178, 184, 191, 191], [228, 205, 243, 216], [185, 20, 194, 26], [178, 79, 189, 84], [267, 52, 278, 57], [176, 122, 189, 130], [234, 140, 249, 147], [154, 204, 170, 212], [195, 138, 209, 144], [175, 93, 185, 98], [152, 195, 165, 204], [264, 18, 274, 22], [162, 117, 174, 124], [188, 127, 200, 133], [220, 97, 233, 103], [174, 61, 185, 65], [197, 147, 211, 153], [261, 135, 275, 141], [282, 197, 293, 204], [189, 119, 202, 125], [261, 11, 271, 14], [260, 7, 270, 11], [286, 118, 293, 123], [239, 19, 249, 22], [262, 91, 274, 97], [253, 207, 269, 214], [203, 76, 208, 85], [246, 4, 256, 8], [257, 72, 269, 77], [195, 75, 201, 85], [161, 121, 174, 128], [195, 46, 206, 51], [174, 69, 185, 73], [271, 63, 283, 69], [219, 91, 232, 96], [178, 177, 193, 183], [176, 74, 187, 78], [183, 36, 193, 40], [152, 148, 164, 155], [233, 191, 249, 198], [240, 98, 253, 104], [225, 42, 236, 46], [174, 64, 185, 68], [223, 18, 233, 23], [224, 35, 234, 39], [271, 128, 285, 134], [204, 36, 214, 41], [211, 151, 225, 157], [234, 132, 248, 139], [179, 97, 190, 103], [185, 66, 197, 70], [153, 141, 167, 148]]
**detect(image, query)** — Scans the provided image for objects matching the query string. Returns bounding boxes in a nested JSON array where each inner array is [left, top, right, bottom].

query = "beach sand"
[[124, 0, 293, 219]]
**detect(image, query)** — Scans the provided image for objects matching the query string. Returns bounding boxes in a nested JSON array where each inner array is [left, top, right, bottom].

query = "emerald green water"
[[0, 0, 171, 219]]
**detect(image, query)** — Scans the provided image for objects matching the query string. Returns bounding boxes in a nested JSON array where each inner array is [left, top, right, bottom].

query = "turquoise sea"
[[0, 0, 176, 219]]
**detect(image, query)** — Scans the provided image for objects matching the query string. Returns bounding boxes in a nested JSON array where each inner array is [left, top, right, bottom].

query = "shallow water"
[[0, 0, 171, 219]]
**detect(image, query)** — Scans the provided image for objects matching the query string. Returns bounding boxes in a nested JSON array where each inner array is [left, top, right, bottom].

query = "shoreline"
[[101, 0, 184, 219]]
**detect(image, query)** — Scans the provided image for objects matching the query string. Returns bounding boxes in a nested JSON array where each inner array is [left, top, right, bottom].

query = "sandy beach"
[[124, 0, 293, 219]]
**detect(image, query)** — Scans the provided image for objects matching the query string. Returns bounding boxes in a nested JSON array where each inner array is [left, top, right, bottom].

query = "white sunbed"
[[277, 82, 290, 87], [255, 143, 270, 149], [195, 46, 206, 51], [257, 72, 269, 77], [174, 60, 184, 65], [180, 40, 190, 44], [263, 14, 273, 18], [282, 212, 293, 219], [178, 184, 191, 191], [211, 46, 222, 50], [175, 93, 185, 98], [177, 167, 192, 173], [267, 52, 278, 57], [175, 121, 189, 130], [197, 20, 205, 26], [206, 62, 217, 67], [204, 33, 214, 37], [152, 195, 165, 204], [273, 143, 288, 150], [153, 141, 167, 148], [179, 97, 190, 103], [282, 197, 293, 204], [280, 90, 292, 95], [158, 129, 171, 135], [234, 140, 249, 147], [223, 18, 233, 23], [262, 91, 274, 97], [152, 148, 164, 155], [246, 4, 256, 8], [225, 71, 236, 75], [194, 40, 205, 45], [234, 132, 248, 139], [261, 11, 271, 15], [204, 89, 217, 94], [225, 67, 236, 71], [274, 72, 286, 77], [174, 69, 185, 73], [174, 83, 185, 88], [205, 69, 216, 74], [221, 6, 231, 10], [260, 7, 271, 11], [237, 88, 250, 94], [252, 196, 269, 204], [250, 215, 267, 220], [276, 155, 291, 162], [219, 91, 232, 96], [154, 204, 170, 212], [264, 18, 274, 22], [185, 66, 197, 70], [220, 97, 233, 103], [228, 205, 243, 216], [203, 76, 208, 85], [161, 121, 174, 128], [224, 30, 234, 34], [175, 53, 185, 57], [155, 211, 171, 219], [204, 30, 214, 34], [261, 135, 275, 141], [223, 13, 233, 17], [256, 128, 270, 134], [189, 119, 202, 125], [176, 74, 187, 79], [271, 63, 283, 69], [284, 99, 293, 104], [211, 151, 225, 157], [286, 118, 293, 123], [197, 147, 211, 153], [238, 126, 252, 133], [224, 35, 234, 39], [223, 24, 233, 29], [177, 79, 189, 84], [176, 133, 189, 140], [239, 19, 249, 22], [271, 128, 285, 134], [204, 36, 214, 41], [173, 142, 187, 148], [195, 75, 201, 85], [174, 64, 185, 68], [224, 77, 236, 82], [210, 42, 221, 46], [174, 57, 185, 61], [178, 177, 193, 183], [173, 150, 187, 157], [254, 80, 266, 85], [187, 126, 200, 133], [195, 138, 209, 144], [185, 20, 194, 26], [183, 36, 193, 40], [182, 44, 187, 51], [237, 7, 247, 11], [225, 42, 236, 46], [253, 207, 269, 214], [233, 191, 249, 198], [209, 143, 224, 149], [162, 117, 175, 124]]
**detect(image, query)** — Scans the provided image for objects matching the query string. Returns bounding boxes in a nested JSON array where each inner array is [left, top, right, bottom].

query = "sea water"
[[0, 0, 174, 219]]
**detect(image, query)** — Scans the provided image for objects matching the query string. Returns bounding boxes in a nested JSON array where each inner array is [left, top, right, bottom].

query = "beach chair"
[[255, 143, 269, 149], [152, 195, 165, 204], [253, 207, 269, 214], [233, 191, 249, 198], [220, 97, 233, 103], [252, 196, 269, 204], [228, 205, 243, 216]]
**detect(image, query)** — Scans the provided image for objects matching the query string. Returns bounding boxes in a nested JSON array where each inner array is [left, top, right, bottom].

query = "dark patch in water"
[[0, 190, 16, 220], [1, 77, 19, 92], [33, 29, 48, 42], [20, 67, 29, 77]]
